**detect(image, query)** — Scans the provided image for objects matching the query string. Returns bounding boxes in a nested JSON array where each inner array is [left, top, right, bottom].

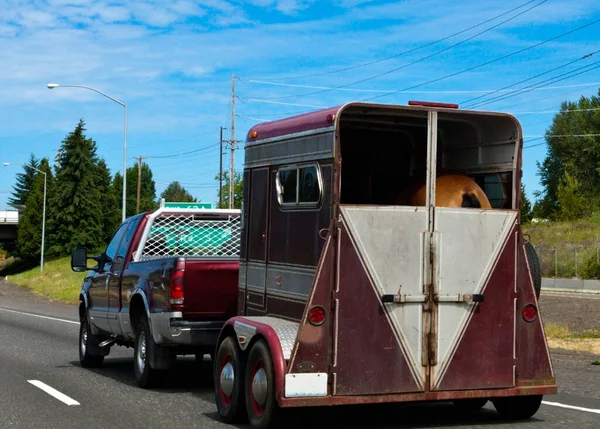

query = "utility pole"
[[134, 155, 147, 214], [227, 75, 241, 209], [219, 126, 225, 209]]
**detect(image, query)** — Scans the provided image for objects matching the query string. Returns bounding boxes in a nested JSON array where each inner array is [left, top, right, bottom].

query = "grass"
[[523, 216, 600, 278], [7, 256, 86, 304], [544, 323, 600, 355]]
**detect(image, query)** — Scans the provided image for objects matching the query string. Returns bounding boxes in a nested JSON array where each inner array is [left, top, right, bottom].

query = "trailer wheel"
[[245, 339, 280, 429], [525, 242, 542, 299], [492, 394, 543, 420], [452, 398, 488, 411], [214, 336, 246, 423]]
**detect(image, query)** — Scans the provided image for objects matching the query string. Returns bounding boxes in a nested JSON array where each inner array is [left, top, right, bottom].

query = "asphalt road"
[[1, 279, 600, 429]]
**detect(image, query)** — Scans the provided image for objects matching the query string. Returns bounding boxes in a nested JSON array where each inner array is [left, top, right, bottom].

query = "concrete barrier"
[[542, 278, 600, 294]]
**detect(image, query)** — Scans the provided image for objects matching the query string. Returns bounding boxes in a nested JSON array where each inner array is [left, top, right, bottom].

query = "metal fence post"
[[575, 245, 578, 278], [555, 247, 558, 278]]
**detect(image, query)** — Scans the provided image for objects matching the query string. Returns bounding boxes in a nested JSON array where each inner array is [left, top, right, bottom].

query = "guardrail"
[[542, 278, 600, 294]]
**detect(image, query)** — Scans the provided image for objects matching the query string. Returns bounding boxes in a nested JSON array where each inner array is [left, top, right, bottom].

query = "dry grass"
[[545, 323, 600, 355], [9, 257, 85, 304]]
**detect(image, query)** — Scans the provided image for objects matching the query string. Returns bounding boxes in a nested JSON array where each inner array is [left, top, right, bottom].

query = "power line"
[[496, 80, 600, 111], [361, 17, 600, 103], [465, 60, 600, 109], [243, 0, 543, 82], [255, 0, 549, 100], [460, 50, 600, 107], [145, 142, 219, 159]]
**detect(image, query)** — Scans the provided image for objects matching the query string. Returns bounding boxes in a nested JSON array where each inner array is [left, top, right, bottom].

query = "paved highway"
[[1, 280, 599, 429]]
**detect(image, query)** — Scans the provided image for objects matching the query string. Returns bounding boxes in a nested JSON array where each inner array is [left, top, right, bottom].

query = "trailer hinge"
[[428, 332, 437, 366]]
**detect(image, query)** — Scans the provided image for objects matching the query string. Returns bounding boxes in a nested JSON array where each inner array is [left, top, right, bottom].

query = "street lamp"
[[3, 162, 47, 272], [47, 83, 128, 222]]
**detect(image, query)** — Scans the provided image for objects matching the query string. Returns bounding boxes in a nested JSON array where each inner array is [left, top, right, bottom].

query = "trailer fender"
[[220, 317, 291, 401]]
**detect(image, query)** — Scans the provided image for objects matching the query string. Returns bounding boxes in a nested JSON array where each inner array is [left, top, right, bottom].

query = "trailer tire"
[[245, 339, 280, 429], [452, 398, 488, 411], [215, 336, 246, 424], [525, 242, 542, 299], [492, 394, 543, 420]]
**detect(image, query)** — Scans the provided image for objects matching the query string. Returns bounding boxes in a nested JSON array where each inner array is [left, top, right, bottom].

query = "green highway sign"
[[163, 202, 213, 209]]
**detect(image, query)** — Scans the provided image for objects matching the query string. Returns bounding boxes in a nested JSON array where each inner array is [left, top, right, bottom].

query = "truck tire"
[[134, 316, 163, 388], [215, 336, 246, 424], [492, 394, 543, 420], [244, 340, 281, 429], [525, 242, 542, 299], [79, 313, 105, 368]]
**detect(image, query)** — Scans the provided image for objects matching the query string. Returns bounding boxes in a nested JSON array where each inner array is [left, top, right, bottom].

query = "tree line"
[[8, 119, 242, 262]]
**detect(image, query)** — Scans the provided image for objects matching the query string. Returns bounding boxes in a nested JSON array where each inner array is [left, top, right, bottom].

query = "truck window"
[[277, 164, 321, 206], [113, 217, 140, 271], [104, 222, 129, 270]]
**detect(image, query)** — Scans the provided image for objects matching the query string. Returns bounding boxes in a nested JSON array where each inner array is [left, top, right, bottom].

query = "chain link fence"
[[533, 241, 600, 279]]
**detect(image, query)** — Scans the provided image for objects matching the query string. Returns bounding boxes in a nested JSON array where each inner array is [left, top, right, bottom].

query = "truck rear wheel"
[[244, 339, 280, 429], [134, 316, 163, 388], [215, 336, 246, 423], [79, 314, 105, 368], [492, 394, 543, 420]]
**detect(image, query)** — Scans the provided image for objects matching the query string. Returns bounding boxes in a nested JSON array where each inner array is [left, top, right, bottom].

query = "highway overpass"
[[0, 211, 18, 249]]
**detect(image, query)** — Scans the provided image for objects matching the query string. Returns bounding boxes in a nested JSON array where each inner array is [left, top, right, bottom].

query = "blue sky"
[[1, 0, 600, 210]]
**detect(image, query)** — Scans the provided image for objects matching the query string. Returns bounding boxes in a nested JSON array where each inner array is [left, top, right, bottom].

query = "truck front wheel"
[[79, 314, 105, 368], [492, 394, 543, 420]]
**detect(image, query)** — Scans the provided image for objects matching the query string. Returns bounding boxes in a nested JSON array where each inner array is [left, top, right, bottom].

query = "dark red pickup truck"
[[71, 206, 241, 387]]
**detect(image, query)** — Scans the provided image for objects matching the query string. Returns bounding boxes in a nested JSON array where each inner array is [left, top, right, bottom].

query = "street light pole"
[[47, 83, 128, 222], [3, 162, 46, 272]]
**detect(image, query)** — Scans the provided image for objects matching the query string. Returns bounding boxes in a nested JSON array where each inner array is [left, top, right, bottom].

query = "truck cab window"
[[104, 222, 129, 271], [113, 218, 140, 271]]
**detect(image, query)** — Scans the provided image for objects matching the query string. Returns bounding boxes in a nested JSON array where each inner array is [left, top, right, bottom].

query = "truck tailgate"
[[182, 259, 239, 319]]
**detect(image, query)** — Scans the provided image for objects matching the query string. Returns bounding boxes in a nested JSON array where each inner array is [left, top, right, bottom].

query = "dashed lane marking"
[[27, 380, 80, 406]]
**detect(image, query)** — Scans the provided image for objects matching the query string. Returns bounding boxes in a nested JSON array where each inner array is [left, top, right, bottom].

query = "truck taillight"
[[169, 260, 185, 310]]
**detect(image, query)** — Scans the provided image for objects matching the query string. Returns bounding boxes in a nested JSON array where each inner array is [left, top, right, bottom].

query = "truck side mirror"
[[71, 247, 97, 272]]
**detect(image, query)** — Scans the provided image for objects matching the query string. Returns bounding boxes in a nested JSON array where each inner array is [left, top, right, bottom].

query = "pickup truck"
[[71, 206, 241, 387]]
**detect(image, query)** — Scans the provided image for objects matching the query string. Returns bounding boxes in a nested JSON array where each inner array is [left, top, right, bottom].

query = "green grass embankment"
[[5, 256, 85, 304], [524, 217, 600, 279]]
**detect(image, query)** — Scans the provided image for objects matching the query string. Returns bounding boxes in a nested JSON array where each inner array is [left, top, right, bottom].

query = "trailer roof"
[[246, 105, 342, 142]]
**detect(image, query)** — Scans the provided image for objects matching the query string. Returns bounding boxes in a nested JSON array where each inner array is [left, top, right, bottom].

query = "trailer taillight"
[[169, 260, 185, 310], [522, 304, 537, 322], [307, 305, 326, 326]]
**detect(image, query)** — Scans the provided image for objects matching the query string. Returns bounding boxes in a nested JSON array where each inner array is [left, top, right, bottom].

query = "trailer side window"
[[277, 164, 322, 206]]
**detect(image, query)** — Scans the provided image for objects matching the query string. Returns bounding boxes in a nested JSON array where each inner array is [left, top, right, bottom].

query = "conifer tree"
[[113, 162, 158, 217], [8, 153, 39, 210], [97, 159, 121, 243], [17, 158, 53, 260], [160, 181, 197, 203], [48, 119, 105, 255]]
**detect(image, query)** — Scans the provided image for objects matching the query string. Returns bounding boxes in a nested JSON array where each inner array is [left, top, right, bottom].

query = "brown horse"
[[397, 173, 492, 209]]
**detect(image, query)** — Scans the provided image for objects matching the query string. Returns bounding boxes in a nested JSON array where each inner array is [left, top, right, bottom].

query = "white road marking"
[[542, 401, 600, 414], [27, 380, 80, 406], [0, 307, 78, 325]]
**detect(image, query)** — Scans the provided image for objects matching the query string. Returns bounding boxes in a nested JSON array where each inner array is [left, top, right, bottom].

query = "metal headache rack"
[[133, 207, 241, 261]]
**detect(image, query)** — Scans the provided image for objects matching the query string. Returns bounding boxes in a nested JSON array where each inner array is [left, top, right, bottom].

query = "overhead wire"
[[360, 17, 600, 102], [251, 0, 550, 100], [460, 50, 600, 107], [243, 0, 543, 82]]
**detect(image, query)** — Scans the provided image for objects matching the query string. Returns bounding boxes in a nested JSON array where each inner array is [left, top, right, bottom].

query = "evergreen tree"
[[48, 119, 105, 255], [97, 159, 121, 243], [113, 162, 158, 217], [215, 170, 243, 209], [536, 90, 600, 218], [8, 153, 39, 210], [160, 181, 197, 203], [17, 158, 53, 260], [520, 184, 532, 224]]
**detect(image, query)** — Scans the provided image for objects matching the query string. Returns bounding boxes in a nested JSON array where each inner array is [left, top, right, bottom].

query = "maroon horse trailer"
[[213, 101, 557, 428]]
